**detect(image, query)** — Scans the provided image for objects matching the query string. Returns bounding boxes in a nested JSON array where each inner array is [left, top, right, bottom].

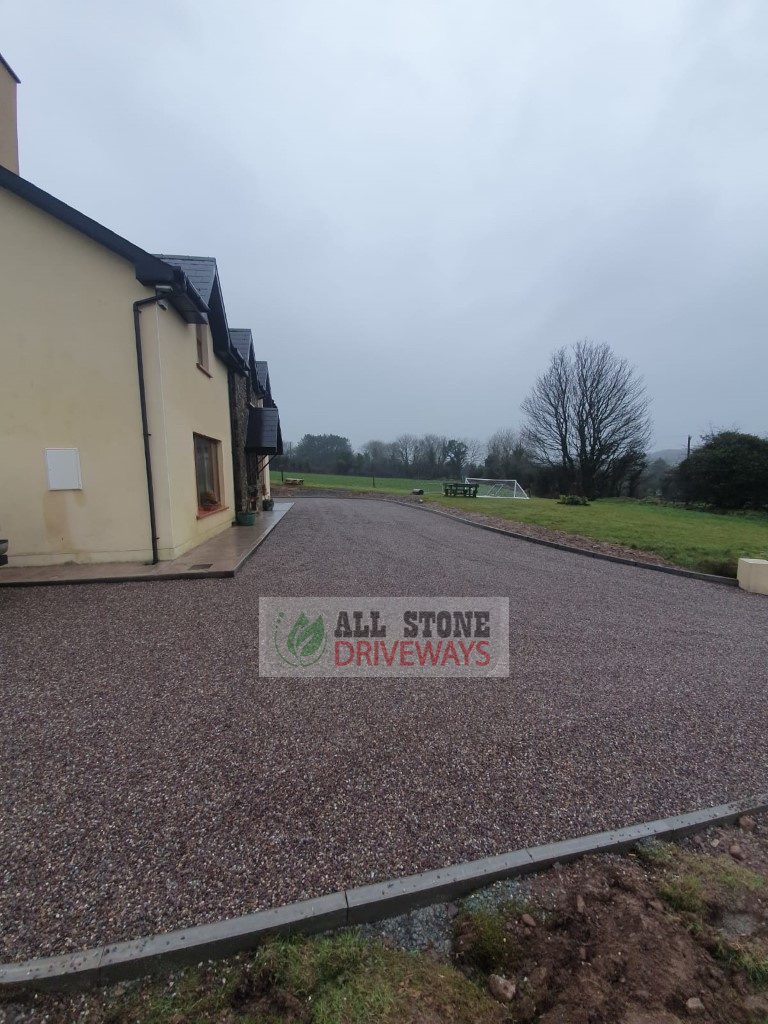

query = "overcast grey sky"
[[4, 1, 766, 451]]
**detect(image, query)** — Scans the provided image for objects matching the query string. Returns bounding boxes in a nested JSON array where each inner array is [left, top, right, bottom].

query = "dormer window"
[[196, 324, 211, 375]]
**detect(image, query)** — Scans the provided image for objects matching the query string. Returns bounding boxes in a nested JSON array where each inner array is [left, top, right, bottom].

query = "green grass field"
[[275, 470, 446, 493], [430, 496, 768, 575], [278, 472, 768, 575]]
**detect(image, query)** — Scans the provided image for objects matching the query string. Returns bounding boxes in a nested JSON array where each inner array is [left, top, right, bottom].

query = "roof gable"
[[156, 254, 245, 372], [156, 255, 217, 305], [254, 361, 271, 397], [0, 166, 207, 324], [228, 328, 253, 364]]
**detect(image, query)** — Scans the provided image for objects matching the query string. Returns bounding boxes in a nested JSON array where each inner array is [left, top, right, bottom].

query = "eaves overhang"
[[0, 165, 208, 324]]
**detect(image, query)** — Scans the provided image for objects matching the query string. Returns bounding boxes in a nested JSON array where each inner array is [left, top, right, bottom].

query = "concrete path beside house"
[[1, 497, 767, 962], [0, 503, 293, 586]]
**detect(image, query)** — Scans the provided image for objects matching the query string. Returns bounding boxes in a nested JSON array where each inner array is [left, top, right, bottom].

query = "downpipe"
[[132, 291, 171, 564]]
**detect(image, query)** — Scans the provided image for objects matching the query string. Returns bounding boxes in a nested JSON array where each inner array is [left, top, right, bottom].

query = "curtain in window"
[[194, 435, 219, 506]]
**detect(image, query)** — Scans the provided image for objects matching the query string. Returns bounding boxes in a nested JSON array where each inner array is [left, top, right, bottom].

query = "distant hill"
[[649, 448, 686, 466]]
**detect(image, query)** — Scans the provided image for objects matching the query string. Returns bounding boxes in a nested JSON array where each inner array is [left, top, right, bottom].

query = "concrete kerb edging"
[[279, 492, 737, 586], [0, 569, 236, 589], [3, 794, 766, 994], [385, 499, 739, 587]]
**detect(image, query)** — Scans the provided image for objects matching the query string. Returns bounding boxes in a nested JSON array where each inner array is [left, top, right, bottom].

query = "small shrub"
[[558, 493, 590, 505]]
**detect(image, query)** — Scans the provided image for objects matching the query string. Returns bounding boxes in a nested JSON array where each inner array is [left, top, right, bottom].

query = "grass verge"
[[426, 495, 768, 575]]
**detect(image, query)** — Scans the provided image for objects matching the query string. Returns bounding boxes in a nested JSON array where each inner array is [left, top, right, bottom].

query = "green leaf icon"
[[286, 613, 325, 662]]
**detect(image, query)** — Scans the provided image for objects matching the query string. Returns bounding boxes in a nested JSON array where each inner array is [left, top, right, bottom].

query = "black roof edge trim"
[[0, 165, 208, 324], [0, 53, 20, 83]]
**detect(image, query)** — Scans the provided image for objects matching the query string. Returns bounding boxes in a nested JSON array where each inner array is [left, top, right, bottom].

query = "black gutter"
[[133, 296, 165, 564]]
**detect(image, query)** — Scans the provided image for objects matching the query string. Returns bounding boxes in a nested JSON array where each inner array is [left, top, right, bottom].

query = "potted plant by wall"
[[262, 497, 274, 511], [0, 537, 8, 568], [236, 500, 256, 527]]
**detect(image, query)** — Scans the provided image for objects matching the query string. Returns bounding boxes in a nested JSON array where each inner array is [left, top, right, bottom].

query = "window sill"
[[196, 363, 213, 378], [197, 504, 229, 520]]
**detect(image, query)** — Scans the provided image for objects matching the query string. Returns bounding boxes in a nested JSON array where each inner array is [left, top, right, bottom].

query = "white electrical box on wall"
[[45, 448, 83, 490]]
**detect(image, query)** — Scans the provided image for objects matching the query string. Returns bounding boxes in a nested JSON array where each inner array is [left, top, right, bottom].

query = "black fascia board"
[[207, 271, 246, 371], [0, 53, 20, 83], [0, 165, 208, 324]]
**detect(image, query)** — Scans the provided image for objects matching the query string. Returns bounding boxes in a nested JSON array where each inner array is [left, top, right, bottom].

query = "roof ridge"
[[155, 253, 216, 262]]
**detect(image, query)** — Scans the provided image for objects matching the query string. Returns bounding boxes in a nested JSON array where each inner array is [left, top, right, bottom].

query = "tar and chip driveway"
[[2, 498, 767, 961]]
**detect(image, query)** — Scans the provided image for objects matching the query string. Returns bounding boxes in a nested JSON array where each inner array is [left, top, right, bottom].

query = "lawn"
[[429, 495, 768, 575], [274, 470, 446, 493]]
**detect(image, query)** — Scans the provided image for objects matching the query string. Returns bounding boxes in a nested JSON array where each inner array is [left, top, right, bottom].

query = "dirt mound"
[[454, 827, 768, 1024]]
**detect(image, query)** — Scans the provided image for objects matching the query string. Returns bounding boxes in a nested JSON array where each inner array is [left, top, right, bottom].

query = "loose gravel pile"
[[1, 498, 767, 962]]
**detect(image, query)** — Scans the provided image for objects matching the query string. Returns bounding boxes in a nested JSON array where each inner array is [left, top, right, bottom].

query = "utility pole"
[[687, 435, 692, 459]]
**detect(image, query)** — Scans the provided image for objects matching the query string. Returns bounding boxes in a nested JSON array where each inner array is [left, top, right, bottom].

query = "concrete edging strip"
[[3, 793, 766, 993], [387, 499, 738, 586]]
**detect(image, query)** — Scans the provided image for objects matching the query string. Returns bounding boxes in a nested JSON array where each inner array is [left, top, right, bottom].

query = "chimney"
[[0, 53, 20, 174]]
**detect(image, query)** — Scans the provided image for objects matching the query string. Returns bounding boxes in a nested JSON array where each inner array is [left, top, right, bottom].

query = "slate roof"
[[254, 361, 271, 398], [246, 406, 282, 455], [156, 254, 247, 372], [228, 332, 275, 402], [155, 255, 217, 305], [228, 328, 253, 364]]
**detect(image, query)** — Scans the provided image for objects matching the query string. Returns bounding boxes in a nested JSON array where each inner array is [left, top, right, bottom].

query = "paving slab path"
[[1, 498, 767, 961]]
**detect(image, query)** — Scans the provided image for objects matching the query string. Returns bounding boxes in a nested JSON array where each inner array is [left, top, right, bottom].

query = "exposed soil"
[[3, 814, 768, 1023], [453, 813, 768, 1024]]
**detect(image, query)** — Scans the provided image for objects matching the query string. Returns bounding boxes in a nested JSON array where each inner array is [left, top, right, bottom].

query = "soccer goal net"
[[464, 478, 530, 499]]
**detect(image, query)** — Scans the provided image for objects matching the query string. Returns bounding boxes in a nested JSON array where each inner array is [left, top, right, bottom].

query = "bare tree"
[[412, 434, 450, 477], [485, 428, 535, 481], [522, 340, 651, 497], [463, 437, 485, 472], [392, 433, 417, 472]]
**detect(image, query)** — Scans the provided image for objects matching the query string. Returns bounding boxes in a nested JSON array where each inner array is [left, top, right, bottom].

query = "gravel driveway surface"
[[2, 497, 767, 961]]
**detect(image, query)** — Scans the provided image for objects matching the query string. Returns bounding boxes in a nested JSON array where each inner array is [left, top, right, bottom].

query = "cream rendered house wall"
[[0, 60, 19, 174], [0, 188, 235, 565], [0, 189, 154, 565], [140, 308, 235, 560]]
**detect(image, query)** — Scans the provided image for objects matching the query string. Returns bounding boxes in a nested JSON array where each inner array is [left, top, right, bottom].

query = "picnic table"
[[442, 481, 479, 498]]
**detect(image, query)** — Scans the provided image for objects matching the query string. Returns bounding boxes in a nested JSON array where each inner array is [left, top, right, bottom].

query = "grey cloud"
[[5, 0, 766, 450]]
